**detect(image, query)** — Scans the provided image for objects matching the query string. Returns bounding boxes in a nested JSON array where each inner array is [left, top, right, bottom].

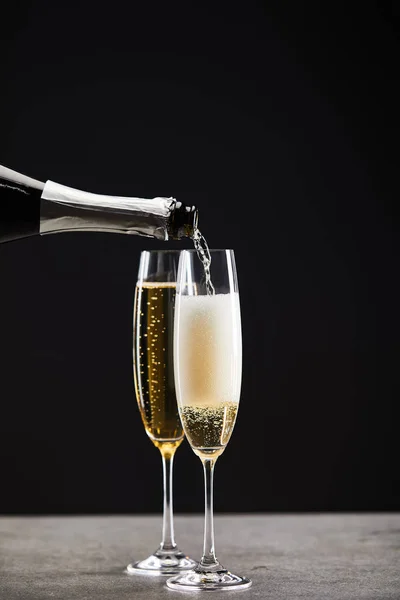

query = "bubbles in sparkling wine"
[[192, 228, 215, 295]]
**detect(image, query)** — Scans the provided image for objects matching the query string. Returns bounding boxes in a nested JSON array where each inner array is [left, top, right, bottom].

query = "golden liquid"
[[179, 402, 238, 459], [133, 283, 183, 453]]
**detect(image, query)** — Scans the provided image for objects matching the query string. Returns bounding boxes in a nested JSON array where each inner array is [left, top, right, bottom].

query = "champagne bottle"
[[0, 164, 198, 244]]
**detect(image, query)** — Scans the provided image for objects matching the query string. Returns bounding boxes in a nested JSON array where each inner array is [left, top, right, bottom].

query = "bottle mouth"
[[168, 201, 198, 239]]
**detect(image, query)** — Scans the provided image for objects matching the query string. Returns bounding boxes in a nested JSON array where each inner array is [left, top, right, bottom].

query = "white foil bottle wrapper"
[[40, 180, 176, 240]]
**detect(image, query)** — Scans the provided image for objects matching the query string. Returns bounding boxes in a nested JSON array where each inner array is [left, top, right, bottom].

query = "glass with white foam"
[[166, 249, 252, 592]]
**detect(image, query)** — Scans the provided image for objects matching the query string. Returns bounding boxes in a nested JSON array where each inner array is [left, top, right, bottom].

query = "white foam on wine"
[[174, 293, 242, 408]]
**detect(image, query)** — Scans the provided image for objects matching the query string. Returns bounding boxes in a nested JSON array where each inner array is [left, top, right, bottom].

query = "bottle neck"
[[40, 181, 197, 241], [0, 164, 198, 243]]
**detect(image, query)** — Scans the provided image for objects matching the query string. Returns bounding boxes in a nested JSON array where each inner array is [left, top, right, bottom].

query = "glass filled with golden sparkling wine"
[[166, 249, 252, 591], [126, 250, 197, 575]]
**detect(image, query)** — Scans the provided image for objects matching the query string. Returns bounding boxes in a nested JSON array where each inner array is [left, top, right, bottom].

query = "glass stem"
[[199, 458, 220, 570], [160, 448, 177, 551]]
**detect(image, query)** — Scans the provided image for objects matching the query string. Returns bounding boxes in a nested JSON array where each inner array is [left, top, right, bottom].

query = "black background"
[[0, 1, 398, 514]]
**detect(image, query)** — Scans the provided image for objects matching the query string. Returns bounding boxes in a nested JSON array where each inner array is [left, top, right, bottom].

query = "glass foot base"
[[126, 549, 197, 576], [166, 567, 252, 591]]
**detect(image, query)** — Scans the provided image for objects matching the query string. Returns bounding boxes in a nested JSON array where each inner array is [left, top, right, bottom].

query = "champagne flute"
[[126, 250, 197, 575], [166, 249, 252, 591]]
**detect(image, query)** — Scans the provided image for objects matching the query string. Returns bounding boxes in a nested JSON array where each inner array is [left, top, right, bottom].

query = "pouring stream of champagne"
[[192, 228, 215, 295]]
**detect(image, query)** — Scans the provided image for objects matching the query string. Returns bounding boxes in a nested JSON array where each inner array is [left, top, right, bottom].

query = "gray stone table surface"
[[0, 514, 399, 599]]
